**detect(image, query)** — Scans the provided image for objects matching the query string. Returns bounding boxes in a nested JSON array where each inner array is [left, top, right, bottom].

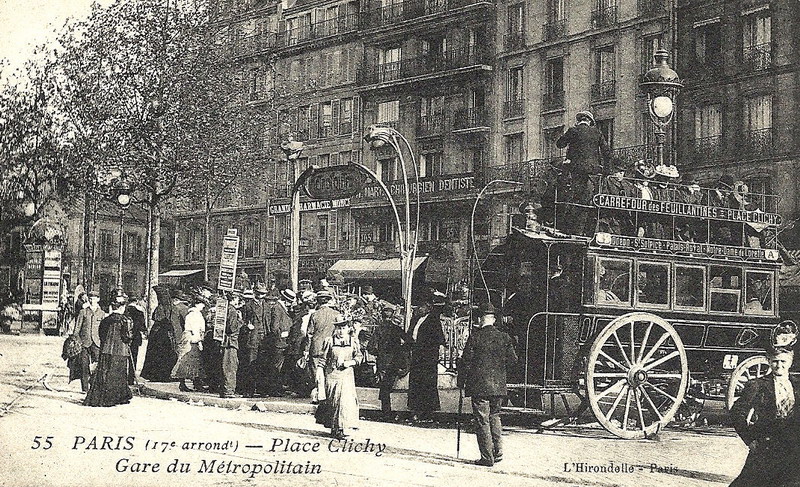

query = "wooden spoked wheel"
[[725, 355, 770, 411], [586, 312, 689, 439]]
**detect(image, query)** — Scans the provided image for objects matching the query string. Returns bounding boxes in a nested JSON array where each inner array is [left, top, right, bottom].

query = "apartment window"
[[317, 215, 328, 242], [504, 133, 524, 165], [504, 66, 524, 118], [319, 101, 333, 137], [743, 14, 771, 70], [99, 230, 115, 261], [340, 150, 353, 164], [242, 221, 260, 258], [420, 151, 444, 177], [340, 98, 353, 134], [543, 57, 564, 110], [543, 126, 564, 160], [507, 66, 524, 101], [642, 34, 662, 72], [421, 36, 446, 58], [592, 45, 616, 101], [319, 153, 331, 167], [745, 95, 772, 132], [378, 47, 401, 82], [248, 69, 260, 101], [596, 119, 614, 148], [506, 3, 525, 49], [420, 95, 444, 134], [694, 22, 721, 66], [547, 0, 565, 22], [297, 105, 311, 141], [694, 104, 722, 139], [377, 221, 395, 243], [377, 157, 398, 182], [122, 232, 143, 262], [377, 100, 399, 125]]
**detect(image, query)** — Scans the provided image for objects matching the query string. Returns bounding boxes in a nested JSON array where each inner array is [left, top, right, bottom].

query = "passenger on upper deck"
[[556, 111, 612, 235], [675, 175, 706, 243], [598, 158, 636, 235]]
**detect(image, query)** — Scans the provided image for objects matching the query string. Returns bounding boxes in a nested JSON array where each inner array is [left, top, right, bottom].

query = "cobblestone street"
[[1, 335, 749, 487]]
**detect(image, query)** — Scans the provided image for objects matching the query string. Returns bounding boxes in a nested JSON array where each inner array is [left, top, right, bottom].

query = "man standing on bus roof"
[[458, 303, 517, 467], [556, 111, 612, 235]]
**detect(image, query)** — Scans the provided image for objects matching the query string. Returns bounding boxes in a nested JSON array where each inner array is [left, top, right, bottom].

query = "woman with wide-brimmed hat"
[[171, 294, 209, 392], [84, 289, 133, 407], [321, 314, 363, 439]]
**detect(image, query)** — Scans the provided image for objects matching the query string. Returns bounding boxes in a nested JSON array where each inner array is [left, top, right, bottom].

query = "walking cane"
[[456, 385, 463, 459]]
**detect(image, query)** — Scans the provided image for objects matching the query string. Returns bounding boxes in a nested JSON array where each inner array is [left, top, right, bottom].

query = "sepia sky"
[[0, 0, 114, 79]]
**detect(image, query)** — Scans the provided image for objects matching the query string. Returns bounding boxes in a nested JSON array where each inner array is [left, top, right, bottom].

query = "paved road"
[[0, 335, 749, 487]]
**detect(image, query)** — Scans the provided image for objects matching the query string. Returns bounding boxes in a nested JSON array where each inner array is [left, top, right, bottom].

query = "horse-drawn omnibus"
[[475, 173, 785, 439]]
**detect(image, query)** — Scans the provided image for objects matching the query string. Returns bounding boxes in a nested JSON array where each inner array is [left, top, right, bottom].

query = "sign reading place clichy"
[[304, 164, 368, 200], [217, 228, 240, 292]]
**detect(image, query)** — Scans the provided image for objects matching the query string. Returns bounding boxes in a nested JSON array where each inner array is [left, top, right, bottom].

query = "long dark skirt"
[[408, 355, 440, 413], [140, 325, 177, 382], [84, 355, 132, 407]]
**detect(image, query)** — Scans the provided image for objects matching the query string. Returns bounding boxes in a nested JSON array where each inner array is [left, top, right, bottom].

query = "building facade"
[[675, 0, 800, 247], [170, 0, 799, 297]]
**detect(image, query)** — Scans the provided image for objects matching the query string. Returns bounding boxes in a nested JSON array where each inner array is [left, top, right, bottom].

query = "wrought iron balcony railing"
[[542, 19, 567, 41], [611, 144, 661, 166], [281, 13, 359, 47], [591, 5, 618, 29], [453, 107, 488, 130], [231, 32, 277, 58], [417, 113, 445, 136], [503, 99, 524, 119], [741, 128, 773, 158], [358, 46, 490, 85], [591, 80, 616, 102], [690, 134, 723, 163], [637, 0, 666, 17], [362, 0, 487, 28], [542, 90, 565, 111], [742, 43, 772, 72]]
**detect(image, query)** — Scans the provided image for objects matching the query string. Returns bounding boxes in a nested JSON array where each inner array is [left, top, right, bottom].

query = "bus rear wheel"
[[586, 312, 688, 439], [725, 355, 770, 411]]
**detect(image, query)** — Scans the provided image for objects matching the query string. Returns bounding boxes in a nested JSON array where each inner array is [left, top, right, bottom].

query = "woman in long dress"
[[141, 286, 183, 381], [84, 290, 133, 407], [322, 315, 363, 439], [171, 296, 208, 392]]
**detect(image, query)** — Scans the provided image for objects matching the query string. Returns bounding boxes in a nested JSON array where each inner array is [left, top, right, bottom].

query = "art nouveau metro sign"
[[304, 163, 368, 200]]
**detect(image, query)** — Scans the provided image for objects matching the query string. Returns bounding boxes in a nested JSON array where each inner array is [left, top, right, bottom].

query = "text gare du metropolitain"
[[63, 435, 387, 478]]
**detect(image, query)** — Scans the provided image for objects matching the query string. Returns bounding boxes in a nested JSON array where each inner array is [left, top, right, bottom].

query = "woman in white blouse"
[[171, 295, 208, 392]]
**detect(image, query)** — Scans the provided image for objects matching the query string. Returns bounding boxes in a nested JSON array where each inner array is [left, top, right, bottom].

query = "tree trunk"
[[203, 205, 211, 281], [144, 204, 153, 330], [149, 208, 161, 304], [82, 192, 93, 290]]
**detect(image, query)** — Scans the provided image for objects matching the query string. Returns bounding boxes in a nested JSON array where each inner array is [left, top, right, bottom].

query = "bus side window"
[[597, 258, 631, 305], [675, 265, 705, 310], [637, 261, 670, 307], [710, 265, 742, 313], [743, 270, 774, 315]]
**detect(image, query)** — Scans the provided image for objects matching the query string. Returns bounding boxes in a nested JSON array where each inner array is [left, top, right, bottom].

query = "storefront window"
[[744, 270, 774, 315], [597, 258, 631, 305], [675, 265, 705, 309], [710, 265, 741, 313], [637, 261, 669, 307]]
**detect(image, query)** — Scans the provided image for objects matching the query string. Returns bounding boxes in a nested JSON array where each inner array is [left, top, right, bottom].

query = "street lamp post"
[[362, 125, 420, 333], [114, 181, 132, 290], [639, 49, 683, 167], [281, 137, 305, 291]]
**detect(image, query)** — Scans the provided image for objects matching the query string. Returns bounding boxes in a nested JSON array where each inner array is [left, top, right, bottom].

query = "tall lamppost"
[[113, 180, 132, 289], [281, 137, 305, 291], [362, 125, 420, 333], [639, 49, 683, 167]]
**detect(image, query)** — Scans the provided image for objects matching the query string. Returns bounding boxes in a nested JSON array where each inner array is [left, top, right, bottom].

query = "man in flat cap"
[[459, 302, 518, 467], [556, 110, 612, 235]]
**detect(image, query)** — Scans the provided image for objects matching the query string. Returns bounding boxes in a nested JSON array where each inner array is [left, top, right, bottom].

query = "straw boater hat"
[[280, 289, 296, 302], [333, 314, 350, 327], [242, 288, 255, 300], [254, 283, 269, 296]]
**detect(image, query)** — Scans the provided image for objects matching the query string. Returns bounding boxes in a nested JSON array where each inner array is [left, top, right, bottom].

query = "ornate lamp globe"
[[639, 49, 683, 125]]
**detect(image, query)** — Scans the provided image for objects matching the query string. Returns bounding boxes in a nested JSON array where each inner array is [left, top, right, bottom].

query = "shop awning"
[[159, 269, 203, 278], [327, 257, 428, 281]]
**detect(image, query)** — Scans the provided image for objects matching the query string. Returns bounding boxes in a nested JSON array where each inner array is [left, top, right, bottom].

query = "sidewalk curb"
[[138, 383, 317, 414]]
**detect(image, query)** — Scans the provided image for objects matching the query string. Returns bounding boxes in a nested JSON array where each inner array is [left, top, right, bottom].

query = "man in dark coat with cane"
[[458, 303, 517, 467]]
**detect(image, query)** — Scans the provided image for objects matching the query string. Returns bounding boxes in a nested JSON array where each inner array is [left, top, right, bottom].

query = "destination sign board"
[[593, 194, 782, 226], [305, 164, 368, 200], [594, 233, 780, 261]]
